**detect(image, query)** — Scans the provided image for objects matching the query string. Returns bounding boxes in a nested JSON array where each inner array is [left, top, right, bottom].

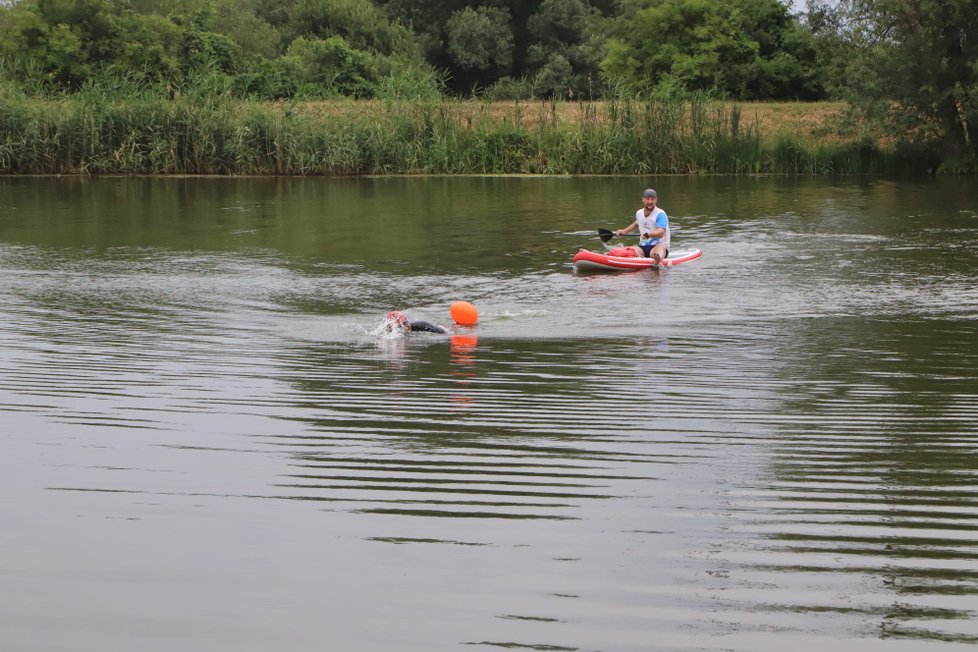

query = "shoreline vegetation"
[[0, 88, 930, 177]]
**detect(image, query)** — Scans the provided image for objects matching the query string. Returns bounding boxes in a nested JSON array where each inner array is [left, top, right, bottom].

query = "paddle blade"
[[598, 228, 615, 243]]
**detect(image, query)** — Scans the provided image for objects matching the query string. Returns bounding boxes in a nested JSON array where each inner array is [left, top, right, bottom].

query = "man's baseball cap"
[[643, 188, 657, 198]]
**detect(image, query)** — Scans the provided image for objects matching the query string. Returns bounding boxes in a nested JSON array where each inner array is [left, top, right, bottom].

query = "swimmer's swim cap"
[[386, 310, 409, 330]]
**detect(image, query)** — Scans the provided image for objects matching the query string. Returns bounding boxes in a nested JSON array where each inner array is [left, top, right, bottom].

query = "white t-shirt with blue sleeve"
[[635, 207, 670, 249]]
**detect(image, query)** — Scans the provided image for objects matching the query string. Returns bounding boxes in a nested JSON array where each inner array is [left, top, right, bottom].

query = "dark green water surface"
[[1, 175, 977, 651]]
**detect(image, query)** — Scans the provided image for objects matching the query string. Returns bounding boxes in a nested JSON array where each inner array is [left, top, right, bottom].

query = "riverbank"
[[0, 91, 923, 176]]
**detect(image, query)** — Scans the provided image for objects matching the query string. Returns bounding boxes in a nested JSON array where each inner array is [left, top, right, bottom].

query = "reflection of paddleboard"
[[572, 248, 703, 273]]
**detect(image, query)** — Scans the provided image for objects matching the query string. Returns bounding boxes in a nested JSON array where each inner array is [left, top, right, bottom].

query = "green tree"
[[0, 0, 120, 88], [379, 0, 612, 97], [376, 0, 471, 60], [800, 0, 849, 99], [116, 12, 183, 82], [833, 0, 977, 168], [285, 34, 377, 97], [274, 0, 439, 98], [526, 0, 606, 98], [288, 0, 418, 57], [0, 0, 246, 90], [444, 5, 514, 88], [603, 0, 823, 100], [173, 9, 240, 75], [208, 0, 282, 61]]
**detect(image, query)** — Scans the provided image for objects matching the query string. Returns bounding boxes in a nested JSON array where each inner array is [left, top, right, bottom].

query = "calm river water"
[[1, 175, 977, 652]]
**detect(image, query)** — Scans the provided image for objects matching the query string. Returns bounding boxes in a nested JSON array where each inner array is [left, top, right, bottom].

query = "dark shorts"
[[639, 244, 669, 258]]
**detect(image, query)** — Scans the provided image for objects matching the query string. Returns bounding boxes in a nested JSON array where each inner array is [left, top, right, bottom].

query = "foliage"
[[0, 0, 442, 99], [286, 36, 377, 98], [380, 0, 608, 98], [445, 6, 513, 75], [0, 0, 826, 102], [830, 0, 978, 168], [0, 0, 975, 173], [483, 76, 536, 101], [603, 0, 824, 100], [800, 0, 849, 99], [0, 84, 903, 175], [287, 0, 418, 57], [0, 0, 116, 88], [0, 0, 242, 90], [525, 0, 606, 98]]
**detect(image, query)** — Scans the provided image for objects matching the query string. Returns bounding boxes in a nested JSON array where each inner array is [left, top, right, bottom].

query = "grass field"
[[294, 99, 854, 146]]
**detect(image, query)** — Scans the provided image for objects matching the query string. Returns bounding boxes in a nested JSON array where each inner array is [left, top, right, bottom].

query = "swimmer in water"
[[385, 310, 448, 334]]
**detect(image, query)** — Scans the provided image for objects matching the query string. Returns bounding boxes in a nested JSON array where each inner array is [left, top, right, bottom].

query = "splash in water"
[[367, 311, 411, 340]]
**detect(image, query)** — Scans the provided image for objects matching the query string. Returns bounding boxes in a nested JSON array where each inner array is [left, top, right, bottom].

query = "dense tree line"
[[0, 0, 823, 99], [0, 0, 975, 170]]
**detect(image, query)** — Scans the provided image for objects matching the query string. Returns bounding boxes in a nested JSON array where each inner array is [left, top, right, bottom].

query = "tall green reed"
[[0, 82, 892, 175]]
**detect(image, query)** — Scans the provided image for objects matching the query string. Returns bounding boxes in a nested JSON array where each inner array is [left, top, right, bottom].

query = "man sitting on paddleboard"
[[614, 188, 670, 264]]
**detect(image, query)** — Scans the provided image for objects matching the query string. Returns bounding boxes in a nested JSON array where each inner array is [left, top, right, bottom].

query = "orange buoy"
[[449, 301, 479, 326]]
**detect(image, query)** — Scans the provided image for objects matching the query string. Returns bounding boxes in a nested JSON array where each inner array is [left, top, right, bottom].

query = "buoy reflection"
[[449, 334, 478, 405], [449, 334, 478, 359]]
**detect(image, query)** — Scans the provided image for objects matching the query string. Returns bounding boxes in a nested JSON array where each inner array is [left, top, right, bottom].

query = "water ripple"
[[2, 177, 978, 652]]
